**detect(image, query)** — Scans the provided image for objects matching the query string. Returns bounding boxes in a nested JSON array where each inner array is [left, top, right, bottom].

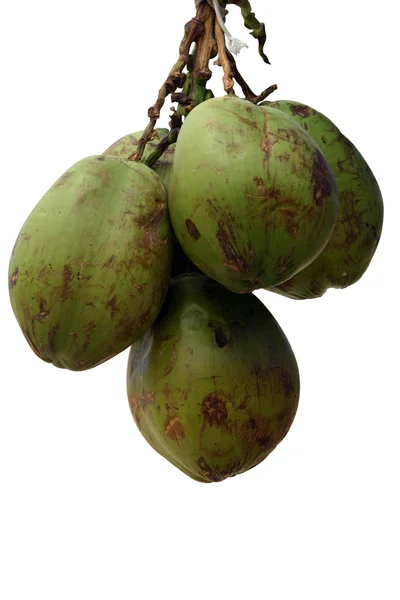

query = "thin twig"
[[253, 84, 278, 104], [226, 50, 257, 100]]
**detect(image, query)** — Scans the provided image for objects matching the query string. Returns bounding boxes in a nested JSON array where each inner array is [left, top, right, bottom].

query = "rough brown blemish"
[[32, 309, 50, 322], [103, 255, 116, 268], [253, 177, 266, 193], [130, 391, 155, 413], [201, 392, 228, 434], [290, 104, 310, 118], [48, 323, 60, 353], [10, 267, 19, 289], [62, 265, 73, 300], [162, 341, 178, 377], [217, 220, 248, 273], [312, 149, 332, 206], [105, 295, 119, 319], [97, 155, 105, 161], [241, 415, 271, 450], [261, 137, 273, 161], [165, 417, 186, 448], [185, 218, 201, 240]]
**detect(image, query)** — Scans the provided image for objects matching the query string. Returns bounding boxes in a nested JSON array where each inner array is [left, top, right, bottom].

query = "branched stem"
[[129, 3, 209, 162], [131, 0, 276, 165]]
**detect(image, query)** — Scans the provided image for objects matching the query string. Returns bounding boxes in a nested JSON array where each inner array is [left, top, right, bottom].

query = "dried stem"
[[131, 0, 275, 165], [129, 4, 209, 162], [214, 15, 235, 94], [192, 4, 217, 107]]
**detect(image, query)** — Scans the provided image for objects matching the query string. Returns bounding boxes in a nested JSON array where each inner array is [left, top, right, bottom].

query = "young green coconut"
[[9, 156, 173, 370], [263, 100, 384, 299], [127, 273, 300, 482], [168, 95, 339, 294]]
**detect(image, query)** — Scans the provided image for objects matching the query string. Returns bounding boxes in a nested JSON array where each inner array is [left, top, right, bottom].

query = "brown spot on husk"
[[103, 255, 116, 268], [105, 295, 119, 319], [32, 310, 50, 321], [185, 218, 201, 240], [62, 265, 73, 300], [10, 267, 19, 289], [214, 327, 227, 348], [253, 177, 266, 193], [217, 220, 248, 273], [208, 322, 228, 348], [201, 392, 228, 434], [261, 137, 273, 160], [290, 104, 310, 118], [241, 415, 272, 450], [312, 149, 332, 206], [162, 341, 178, 377], [165, 417, 186, 448], [97, 155, 105, 161]]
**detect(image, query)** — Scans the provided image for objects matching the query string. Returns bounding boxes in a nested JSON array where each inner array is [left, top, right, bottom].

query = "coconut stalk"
[[131, 0, 277, 166]]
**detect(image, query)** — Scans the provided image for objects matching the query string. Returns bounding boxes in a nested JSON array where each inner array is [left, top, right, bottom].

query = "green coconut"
[[127, 273, 300, 483], [9, 155, 173, 370], [168, 95, 339, 294], [264, 100, 384, 298]]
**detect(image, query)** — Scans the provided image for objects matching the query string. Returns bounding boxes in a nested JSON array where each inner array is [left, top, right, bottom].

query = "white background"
[[1, 1, 398, 598]]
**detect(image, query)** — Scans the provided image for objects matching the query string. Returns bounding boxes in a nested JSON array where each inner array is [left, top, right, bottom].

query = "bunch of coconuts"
[[8, 1, 383, 483]]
